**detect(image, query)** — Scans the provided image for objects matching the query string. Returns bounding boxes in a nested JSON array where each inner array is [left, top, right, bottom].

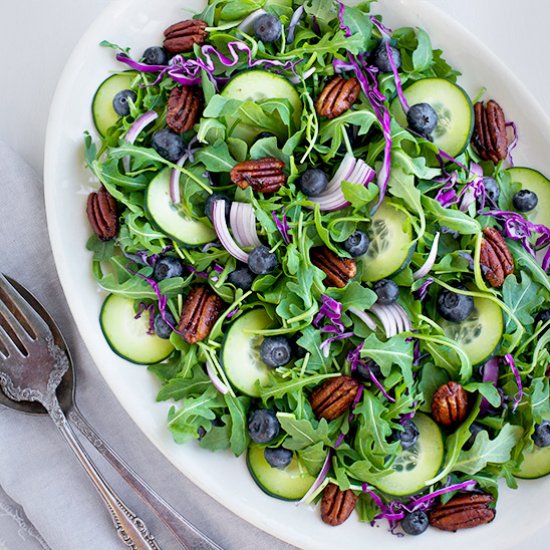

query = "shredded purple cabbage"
[[347, 344, 395, 402], [502, 354, 523, 412], [319, 332, 353, 358], [337, 2, 352, 37], [483, 210, 550, 265], [412, 340, 422, 366], [226, 307, 240, 319], [116, 41, 300, 88], [458, 163, 485, 212], [272, 209, 292, 245], [408, 480, 477, 509], [369, 15, 393, 36], [287, 5, 305, 43], [314, 295, 344, 332], [134, 302, 155, 335], [416, 277, 434, 301]]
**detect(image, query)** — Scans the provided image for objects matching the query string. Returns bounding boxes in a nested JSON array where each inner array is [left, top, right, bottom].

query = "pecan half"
[[316, 76, 360, 119], [166, 86, 202, 133], [310, 376, 360, 420], [480, 227, 514, 288], [230, 158, 287, 194], [473, 100, 508, 162], [321, 484, 358, 526], [163, 20, 208, 54], [178, 286, 224, 344], [429, 493, 496, 532], [310, 247, 356, 288], [431, 381, 468, 427], [86, 186, 118, 241]]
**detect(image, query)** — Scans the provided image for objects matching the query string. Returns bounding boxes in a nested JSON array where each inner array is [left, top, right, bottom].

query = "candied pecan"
[[480, 227, 514, 288], [316, 76, 360, 119], [431, 381, 468, 427], [178, 286, 223, 344], [473, 100, 508, 162], [166, 86, 202, 133], [321, 484, 358, 526], [310, 376, 360, 421], [163, 19, 208, 53], [310, 247, 356, 288], [86, 186, 118, 241], [429, 493, 496, 531], [230, 158, 287, 194]]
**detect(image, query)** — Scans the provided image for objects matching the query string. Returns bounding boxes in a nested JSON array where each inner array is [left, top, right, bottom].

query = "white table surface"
[[0, 1, 548, 548]]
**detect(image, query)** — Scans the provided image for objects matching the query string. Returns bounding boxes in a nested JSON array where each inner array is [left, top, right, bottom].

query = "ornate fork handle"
[[68, 406, 223, 550], [47, 401, 160, 550]]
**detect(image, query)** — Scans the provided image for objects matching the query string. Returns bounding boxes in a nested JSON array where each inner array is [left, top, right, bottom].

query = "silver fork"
[[0, 274, 161, 549]]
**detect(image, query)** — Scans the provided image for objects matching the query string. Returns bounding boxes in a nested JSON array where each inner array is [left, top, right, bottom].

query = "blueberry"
[[299, 169, 329, 197], [397, 419, 419, 450], [533, 420, 550, 448], [153, 257, 184, 281], [535, 309, 550, 328], [463, 422, 485, 450], [437, 289, 474, 323], [512, 189, 538, 212], [355, 361, 382, 382], [407, 103, 438, 138], [228, 266, 255, 291], [401, 510, 429, 536], [151, 129, 185, 162], [373, 41, 402, 73], [154, 312, 176, 339], [482, 177, 501, 205], [260, 336, 293, 368], [248, 409, 280, 444], [204, 193, 231, 222], [248, 245, 278, 275], [254, 14, 282, 43], [112, 89, 137, 117], [373, 279, 400, 305], [256, 131, 276, 140], [343, 231, 370, 257], [264, 447, 293, 469], [142, 46, 168, 65]]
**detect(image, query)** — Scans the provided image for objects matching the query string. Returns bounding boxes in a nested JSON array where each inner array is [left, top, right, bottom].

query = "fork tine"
[[0, 318, 25, 358], [0, 274, 51, 339], [0, 293, 33, 346]]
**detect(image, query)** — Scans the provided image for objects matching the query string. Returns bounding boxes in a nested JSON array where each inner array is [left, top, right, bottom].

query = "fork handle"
[[68, 406, 222, 550], [47, 402, 161, 550]]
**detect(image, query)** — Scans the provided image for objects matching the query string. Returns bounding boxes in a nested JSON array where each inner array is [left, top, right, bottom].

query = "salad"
[[84, 0, 550, 537]]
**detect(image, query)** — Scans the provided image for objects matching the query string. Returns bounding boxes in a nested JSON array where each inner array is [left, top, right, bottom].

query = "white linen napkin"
[[0, 140, 295, 550]]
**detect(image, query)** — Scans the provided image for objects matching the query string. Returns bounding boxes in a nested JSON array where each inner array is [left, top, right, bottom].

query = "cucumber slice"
[[515, 443, 550, 479], [247, 445, 316, 501], [221, 70, 302, 142], [221, 309, 273, 397], [145, 169, 216, 246], [370, 414, 444, 496], [505, 167, 550, 229], [441, 295, 503, 366], [92, 71, 137, 137], [390, 78, 474, 157], [361, 202, 414, 282], [100, 294, 174, 365]]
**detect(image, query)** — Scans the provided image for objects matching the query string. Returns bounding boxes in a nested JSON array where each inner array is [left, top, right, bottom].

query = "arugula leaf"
[[195, 140, 236, 172], [418, 362, 449, 412], [506, 241, 550, 292], [296, 326, 332, 372], [277, 412, 331, 450], [412, 29, 433, 71], [156, 364, 209, 402], [86, 235, 116, 261], [341, 180, 379, 210], [422, 196, 481, 235], [502, 272, 544, 332], [453, 424, 523, 475], [224, 393, 251, 456], [327, 281, 377, 311], [298, 441, 327, 476], [260, 373, 338, 400], [199, 421, 231, 451], [463, 382, 502, 408]]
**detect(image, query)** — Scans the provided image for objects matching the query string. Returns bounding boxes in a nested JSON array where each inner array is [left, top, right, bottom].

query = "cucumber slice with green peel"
[[247, 445, 316, 501], [361, 202, 414, 282], [145, 169, 216, 246], [390, 78, 474, 157], [441, 295, 503, 366], [221, 70, 302, 142], [222, 309, 273, 397], [100, 294, 174, 365], [368, 414, 444, 497], [505, 167, 550, 229], [515, 443, 550, 479], [92, 71, 137, 136]]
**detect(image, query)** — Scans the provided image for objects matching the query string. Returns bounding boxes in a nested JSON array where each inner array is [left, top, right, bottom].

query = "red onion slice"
[[206, 360, 230, 395], [349, 306, 377, 331], [122, 110, 159, 172], [169, 155, 187, 204], [213, 200, 249, 263], [413, 232, 441, 280], [297, 450, 332, 505], [230, 202, 261, 247], [288, 67, 316, 85], [326, 153, 356, 192], [370, 304, 397, 338]]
